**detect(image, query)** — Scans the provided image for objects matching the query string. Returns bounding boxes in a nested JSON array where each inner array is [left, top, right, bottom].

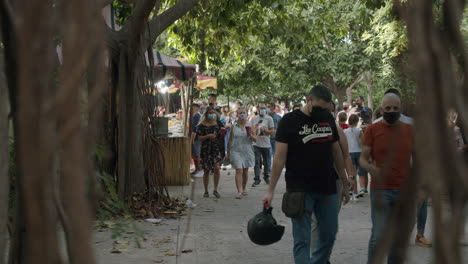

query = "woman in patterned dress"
[[195, 106, 225, 198]]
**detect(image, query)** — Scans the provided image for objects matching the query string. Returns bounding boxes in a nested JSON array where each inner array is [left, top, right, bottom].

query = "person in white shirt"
[[344, 114, 363, 199], [251, 103, 275, 186]]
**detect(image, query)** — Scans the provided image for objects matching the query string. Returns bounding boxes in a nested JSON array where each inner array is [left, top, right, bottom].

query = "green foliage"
[[112, 1, 134, 26], [161, 0, 381, 102], [94, 145, 145, 248]]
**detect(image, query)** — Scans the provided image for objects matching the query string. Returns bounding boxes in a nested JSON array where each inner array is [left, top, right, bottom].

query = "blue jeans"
[[224, 127, 230, 152], [417, 200, 428, 234], [253, 146, 271, 182], [311, 180, 342, 257], [292, 192, 338, 264], [270, 138, 276, 161], [368, 189, 401, 264]]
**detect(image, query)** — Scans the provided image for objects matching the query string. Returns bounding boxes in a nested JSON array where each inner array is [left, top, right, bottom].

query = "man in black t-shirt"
[[263, 85, 349, 264]]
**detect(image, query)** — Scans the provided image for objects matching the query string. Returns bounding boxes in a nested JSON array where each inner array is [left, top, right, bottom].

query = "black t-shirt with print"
[[275, 109, 339, 194]]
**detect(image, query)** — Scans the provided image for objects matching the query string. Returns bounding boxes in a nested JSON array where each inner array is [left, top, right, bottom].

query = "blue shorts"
[[350, 152, 367, 176], [192, 140, 201, 157]]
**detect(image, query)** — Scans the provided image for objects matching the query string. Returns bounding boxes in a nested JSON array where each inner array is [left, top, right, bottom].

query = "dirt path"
[[94, 167, 467, 264]]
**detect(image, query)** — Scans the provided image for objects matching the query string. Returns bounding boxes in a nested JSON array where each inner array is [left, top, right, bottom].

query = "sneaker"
[[415, 235, 432, 247], [264, 177, 270, 184], [193, 170, 204, 177], [356, 190, 365, 198], [213, 191, 221, 199], [203, 192, 209, 198], [251, 181, 260, 187], [363, 189, 369, 194]]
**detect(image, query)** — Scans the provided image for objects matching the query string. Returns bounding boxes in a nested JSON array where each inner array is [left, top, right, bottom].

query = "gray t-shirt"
[[251, 115, 274, 148]]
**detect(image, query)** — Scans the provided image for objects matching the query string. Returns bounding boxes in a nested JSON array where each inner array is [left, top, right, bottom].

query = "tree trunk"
[[346, 87, 353, 103], [0, 50, 9, 264], [334, 87, 346, 108], [16, 0, 59, 263], [364, 72, 375, 110], [117, 50, 145, 200]]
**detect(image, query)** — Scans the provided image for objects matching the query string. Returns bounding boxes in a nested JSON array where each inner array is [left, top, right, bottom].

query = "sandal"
[[241, 192, 248, 196], [235, 193, 243, 199], [203, 192, 209, 198], [213, 191, 221, 199]]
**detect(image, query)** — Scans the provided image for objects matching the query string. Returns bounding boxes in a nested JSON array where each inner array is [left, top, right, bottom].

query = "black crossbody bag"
[[281, 189, 311, 218]]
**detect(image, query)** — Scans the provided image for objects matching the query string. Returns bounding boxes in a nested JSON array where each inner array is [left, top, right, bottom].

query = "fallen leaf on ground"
[[203, 209, 215, 212], [111, 249, 122, 254], [181, 249, 193, 253], [115, 240, 129, 245], [163, 250, 175, 256], [163, 211, 177, 215]]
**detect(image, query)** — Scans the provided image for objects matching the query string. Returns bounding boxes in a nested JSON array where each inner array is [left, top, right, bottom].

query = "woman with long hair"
[[195, 106, 225, 198], [227, 107, 256, 198]]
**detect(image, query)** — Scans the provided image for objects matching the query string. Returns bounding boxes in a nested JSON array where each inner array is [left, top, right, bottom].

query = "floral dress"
[[196, 124, 223, 170]]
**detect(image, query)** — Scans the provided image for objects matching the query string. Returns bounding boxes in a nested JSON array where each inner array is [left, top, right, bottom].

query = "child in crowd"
[[344, 114, 362, 199], [338, 112, 349, 130]]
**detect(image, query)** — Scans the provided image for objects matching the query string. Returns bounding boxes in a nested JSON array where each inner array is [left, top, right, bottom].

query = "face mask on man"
[[383, 111, 400, 124], [356, 102, 362, 108], [208, 113, 217, 120], [259, 109, 266, 116]]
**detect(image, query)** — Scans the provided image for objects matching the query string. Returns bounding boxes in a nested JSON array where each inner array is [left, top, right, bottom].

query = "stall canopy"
[[196, 74, 217, 90], [151, 51, 196, 81]]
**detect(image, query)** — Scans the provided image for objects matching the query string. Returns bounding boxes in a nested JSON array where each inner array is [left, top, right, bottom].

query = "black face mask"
[[310, 106, 330, 121], [383, 112, 400, 124], [356, 102, 362, 108], [343, 106, 349, 111]]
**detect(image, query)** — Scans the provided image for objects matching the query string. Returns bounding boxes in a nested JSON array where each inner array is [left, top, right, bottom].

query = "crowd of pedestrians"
[[190, 94, 291, 198], [188, 86, 466, 264]]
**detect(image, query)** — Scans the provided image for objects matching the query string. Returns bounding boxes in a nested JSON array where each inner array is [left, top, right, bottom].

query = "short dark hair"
[[293, 103, 302, 108], [384, 89, 401, 97], [338, 112, 347, 122], [192, 103, 200, 109], [357, 95, 365, 100], [208, 93, 217, 98], [348, 114, 359, 126], [308, 85, 332, 103]]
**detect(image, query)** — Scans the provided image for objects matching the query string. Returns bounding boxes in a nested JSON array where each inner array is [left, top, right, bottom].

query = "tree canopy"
[[155, 0, 406, 104]]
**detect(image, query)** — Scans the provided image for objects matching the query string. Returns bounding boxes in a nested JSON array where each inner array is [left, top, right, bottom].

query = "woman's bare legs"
[[242, 168, 249, 194], [235, 168, 243, 195]]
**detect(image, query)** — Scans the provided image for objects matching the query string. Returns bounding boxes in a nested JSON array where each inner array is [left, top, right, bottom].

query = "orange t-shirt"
[[362, 121, 413, 190]]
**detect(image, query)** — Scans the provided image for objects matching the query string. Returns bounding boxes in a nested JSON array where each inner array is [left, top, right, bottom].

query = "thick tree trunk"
[[16, 1, 59, 263], [0, 51, 9, 264], [117, 50, 145, 200]]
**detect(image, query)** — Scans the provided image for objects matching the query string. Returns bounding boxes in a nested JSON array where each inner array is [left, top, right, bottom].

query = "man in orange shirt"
[[360, 93, 413, 264]]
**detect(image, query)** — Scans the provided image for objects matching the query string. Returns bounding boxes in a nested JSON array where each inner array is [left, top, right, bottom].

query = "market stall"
[[150, 51, 196, 186]]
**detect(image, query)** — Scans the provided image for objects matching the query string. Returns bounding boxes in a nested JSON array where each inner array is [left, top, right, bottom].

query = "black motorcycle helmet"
[[247, 204, 285, 246]]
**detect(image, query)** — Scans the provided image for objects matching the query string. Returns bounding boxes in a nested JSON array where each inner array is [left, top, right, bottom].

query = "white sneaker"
[[193, 170, 204, 177]]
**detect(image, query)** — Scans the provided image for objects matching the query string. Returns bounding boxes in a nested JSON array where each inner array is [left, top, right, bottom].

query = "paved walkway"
[[94, 167, 468, 264]]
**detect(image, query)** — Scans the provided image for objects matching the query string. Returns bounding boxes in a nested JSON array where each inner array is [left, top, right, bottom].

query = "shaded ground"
[[94, 167, 467, 264]]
